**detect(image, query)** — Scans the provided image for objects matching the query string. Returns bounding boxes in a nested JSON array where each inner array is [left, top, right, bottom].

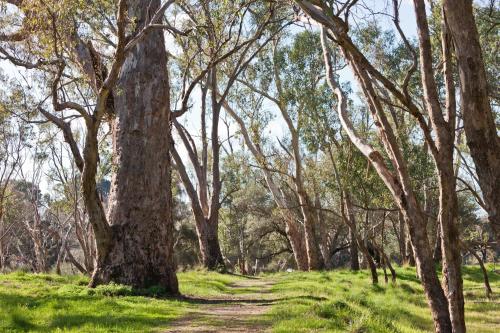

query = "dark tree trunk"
[[433, 225, 442, 263], [398, 212, 406, 265], [90, 0, 178, 292], [406, 233, 415, 267], [469, 248, 493, 298], [349, 228, 360, 270], [197, 216, 225, 270]]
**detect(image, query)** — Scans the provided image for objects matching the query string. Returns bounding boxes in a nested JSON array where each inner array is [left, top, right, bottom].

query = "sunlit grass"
[[0, 265, 498, 332], [178, 270, 256, 296], [266, 265, 500, 333]]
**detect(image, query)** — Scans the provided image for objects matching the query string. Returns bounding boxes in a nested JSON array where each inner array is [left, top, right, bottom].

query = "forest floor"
[[0, 266, 499, 332]]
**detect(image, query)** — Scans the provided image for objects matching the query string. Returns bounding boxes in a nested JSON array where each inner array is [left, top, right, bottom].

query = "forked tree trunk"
[[90, 0, 178, 292], [413, 1, 466, 328], [299, 194, 325, 270]]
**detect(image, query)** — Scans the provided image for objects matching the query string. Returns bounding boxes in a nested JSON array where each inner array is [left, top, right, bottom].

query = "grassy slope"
[[0, 266, 498, 332], [266, 266, 500, 333]]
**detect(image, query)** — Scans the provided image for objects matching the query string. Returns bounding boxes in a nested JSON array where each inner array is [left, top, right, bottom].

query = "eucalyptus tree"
[[46, 141, 98, 275], [442, 0, 500, 244], [231, 30, 329, 270], [170, 0, 290, 270], [218, 151, 292, 274], [0, 111, 25, 271], [292, 0, 473, 330], [0, 0, 182, 291], [222, 98, 309, 270]]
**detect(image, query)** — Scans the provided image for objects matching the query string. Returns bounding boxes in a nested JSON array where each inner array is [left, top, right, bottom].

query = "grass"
[[0, 270, 250, 333], [0, 266, 498, 332], [0, 272, 188, 332], [178, 270, 257, 296], [265, 265, 500, 333]]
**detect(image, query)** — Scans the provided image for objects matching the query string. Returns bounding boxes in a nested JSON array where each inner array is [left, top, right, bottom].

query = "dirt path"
[[165, 278, 276, 333]]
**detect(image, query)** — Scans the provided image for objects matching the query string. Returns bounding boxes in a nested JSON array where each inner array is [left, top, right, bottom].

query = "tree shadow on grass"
[[225, 272, 260, 280], [0, 291, 179, 333], [177, 294, 327, 305]]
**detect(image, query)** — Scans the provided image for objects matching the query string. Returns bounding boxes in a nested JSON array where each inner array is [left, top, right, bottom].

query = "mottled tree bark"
[[414, 2, 465, 329], [91, 0, 178, 292], [443, 0, 500, 245], [285, 217, 309, 271]]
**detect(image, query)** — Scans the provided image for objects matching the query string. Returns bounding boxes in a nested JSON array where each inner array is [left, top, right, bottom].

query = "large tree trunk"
[[442, 0, 500, 244], [90, 0, 178, 292]]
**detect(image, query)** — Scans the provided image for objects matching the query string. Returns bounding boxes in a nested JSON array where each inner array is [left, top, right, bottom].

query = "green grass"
[[0, 270, 251, 333], [178, 270, 256, 296], [265, 265, 500, 333], [0, 272, 188, 332], [0, 266, 498, 332]]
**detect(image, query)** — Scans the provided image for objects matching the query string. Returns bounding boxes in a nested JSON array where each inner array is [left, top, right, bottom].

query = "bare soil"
[[165, 278, 276, 333]]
